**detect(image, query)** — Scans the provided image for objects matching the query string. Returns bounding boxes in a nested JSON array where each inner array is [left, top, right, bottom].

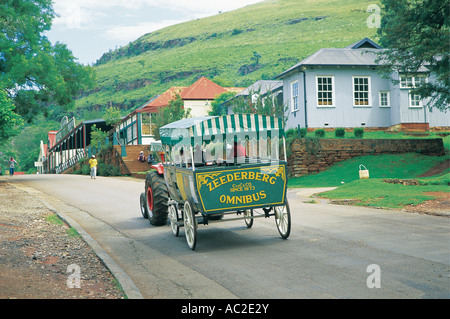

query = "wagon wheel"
[[183, 200, 197, 250], [145, 171, 169, 226], [140, 192, 148, 219], [274, 201, 291, 239], [169, 204, 179, 237], [244, 209, 253, 228]]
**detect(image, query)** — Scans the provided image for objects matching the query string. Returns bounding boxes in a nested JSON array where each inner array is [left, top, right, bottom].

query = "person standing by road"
[[9, 156, 18, 176], [89, 155, 97, 179]]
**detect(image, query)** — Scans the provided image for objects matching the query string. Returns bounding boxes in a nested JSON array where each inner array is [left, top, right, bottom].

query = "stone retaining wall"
[[287, 138, 445, 177]]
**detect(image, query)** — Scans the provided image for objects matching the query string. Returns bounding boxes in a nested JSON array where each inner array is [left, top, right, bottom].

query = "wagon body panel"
[[194, 162, 287, 214], [163, 165, 194, 203], [163, 161, 287, 214]]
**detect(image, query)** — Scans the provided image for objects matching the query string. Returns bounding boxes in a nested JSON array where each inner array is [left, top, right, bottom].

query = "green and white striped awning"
[[160, 114, 285, 146]]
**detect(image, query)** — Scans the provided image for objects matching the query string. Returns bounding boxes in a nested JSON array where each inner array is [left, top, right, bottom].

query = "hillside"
[[75, 0, 379, 118]]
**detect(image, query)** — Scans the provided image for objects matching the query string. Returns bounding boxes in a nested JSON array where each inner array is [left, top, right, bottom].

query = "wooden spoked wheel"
[[169, 204, 179, 237], [183, 200, 197, 250], [244, 209, 253, 228], [274, 201, 291, 239]]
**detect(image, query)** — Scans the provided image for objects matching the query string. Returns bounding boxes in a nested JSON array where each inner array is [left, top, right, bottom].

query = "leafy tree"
[[377, 0, 449, 111], [104, 106, 122, 127], [0, 0, 96, 124], [208, 91, 237, 116], [231, 88, 287, 126], [2, 115, 59, 172], [151, 93, 190, 140], [0, 90, 23, 142], [251, 51, 262, 65], [90, 124, 107, 149]]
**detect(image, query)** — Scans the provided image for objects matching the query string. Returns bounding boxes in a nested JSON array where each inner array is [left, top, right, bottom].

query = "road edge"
[[14, 182, 144, 299]]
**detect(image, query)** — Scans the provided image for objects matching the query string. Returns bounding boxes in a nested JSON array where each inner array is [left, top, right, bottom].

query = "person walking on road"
[[89, 155, 98, 179], [9, 156, 18, 176]]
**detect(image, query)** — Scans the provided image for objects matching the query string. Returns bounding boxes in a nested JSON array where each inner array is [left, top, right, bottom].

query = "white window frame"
[[400, 74, 427, 89], [379, 91, 390, 107], [290, 80, 299, 112], [352, 76, 372, 107], [316, 76, 335, 107], [400, 74, 427, 107], [400, 75, 414, 88], [409, 92, 422, 108]]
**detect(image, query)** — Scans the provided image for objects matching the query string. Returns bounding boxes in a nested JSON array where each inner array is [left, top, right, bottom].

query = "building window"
[[400, 74, 427, 88], [291, 80, 299, 112], [316, 76, 334, 106], [400, 76, 414, 88], [400, 74, 427, 107], [353, 76, 371, 106], [141, 113, 152, 135], [379, 91, 390, 107], [409, 93, 422, 107]]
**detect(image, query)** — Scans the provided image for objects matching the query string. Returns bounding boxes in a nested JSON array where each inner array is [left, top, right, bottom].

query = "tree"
[[0, 90, 23, 142], [1, 114, 59, 172], [0, 0, 96, 124], [104, 106, 122, 127], [231, 88, 287, 126], [251, 51, 262, 65], [151, 93, 191, 140], [208, 91, 237, 116], [377, 0, 449, 111], [90, 124, 107, 149]]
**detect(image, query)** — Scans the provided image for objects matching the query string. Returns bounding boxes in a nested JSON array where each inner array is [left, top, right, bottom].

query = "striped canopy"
[[160, 114, 285, 146]]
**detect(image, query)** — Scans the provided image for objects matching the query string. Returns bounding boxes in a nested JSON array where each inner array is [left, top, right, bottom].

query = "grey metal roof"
[[345, 37, 382, 49], [236, 80, 283, 96], [302, 48, 380, 66], [275, 48, 383, 79]]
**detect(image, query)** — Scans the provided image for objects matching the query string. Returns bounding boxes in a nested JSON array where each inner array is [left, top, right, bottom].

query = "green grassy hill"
[[75, 0, 379, 118]]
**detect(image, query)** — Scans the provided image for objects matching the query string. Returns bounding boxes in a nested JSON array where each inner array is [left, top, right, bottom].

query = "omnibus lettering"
[[219, 191, 267, 205]]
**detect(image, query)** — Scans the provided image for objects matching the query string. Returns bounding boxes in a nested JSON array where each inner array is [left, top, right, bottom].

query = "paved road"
[[6, 174, 450, 299]]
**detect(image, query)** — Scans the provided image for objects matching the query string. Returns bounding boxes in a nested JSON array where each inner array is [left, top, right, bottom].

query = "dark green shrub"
[[285, 128, 297, 139], [299, 127, 307, 138], [231, 28, 242, 36], [315, 129, 325, 138], [81, 163, 90, 175], [98, 163, 120, 176], [335, 128, 345, 137], [304, 136, 322, 155], [354, 128, 364, 138]]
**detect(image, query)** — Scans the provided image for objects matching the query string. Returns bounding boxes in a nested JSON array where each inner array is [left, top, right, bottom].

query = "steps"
[[114, 145, 154, 176]]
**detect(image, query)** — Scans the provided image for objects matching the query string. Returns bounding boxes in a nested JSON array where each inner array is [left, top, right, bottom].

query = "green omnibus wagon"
[[140, 114, 291, 250]]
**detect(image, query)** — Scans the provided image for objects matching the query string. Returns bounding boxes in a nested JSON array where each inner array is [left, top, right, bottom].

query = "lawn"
[[288, 153, 449, 209], [317, 177, 448, 208], [288, 153, 448, 188]]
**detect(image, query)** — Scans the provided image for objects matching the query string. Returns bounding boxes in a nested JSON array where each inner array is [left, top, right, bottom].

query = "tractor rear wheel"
[[145, 171, 169, 226]]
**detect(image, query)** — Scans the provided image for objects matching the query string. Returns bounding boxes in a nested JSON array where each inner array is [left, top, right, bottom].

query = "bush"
[[299, 127, 307, 138], [354, 128, 364, 138], [315, 129, 325, 138], [81, 163, 90, 175], [285, 128, 297, 139], [98, 163, 121, 176], [335, 128, 345, 137]]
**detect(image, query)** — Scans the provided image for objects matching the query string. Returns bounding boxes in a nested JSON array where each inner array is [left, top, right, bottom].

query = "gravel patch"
[[0, 180, 126, 299]]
